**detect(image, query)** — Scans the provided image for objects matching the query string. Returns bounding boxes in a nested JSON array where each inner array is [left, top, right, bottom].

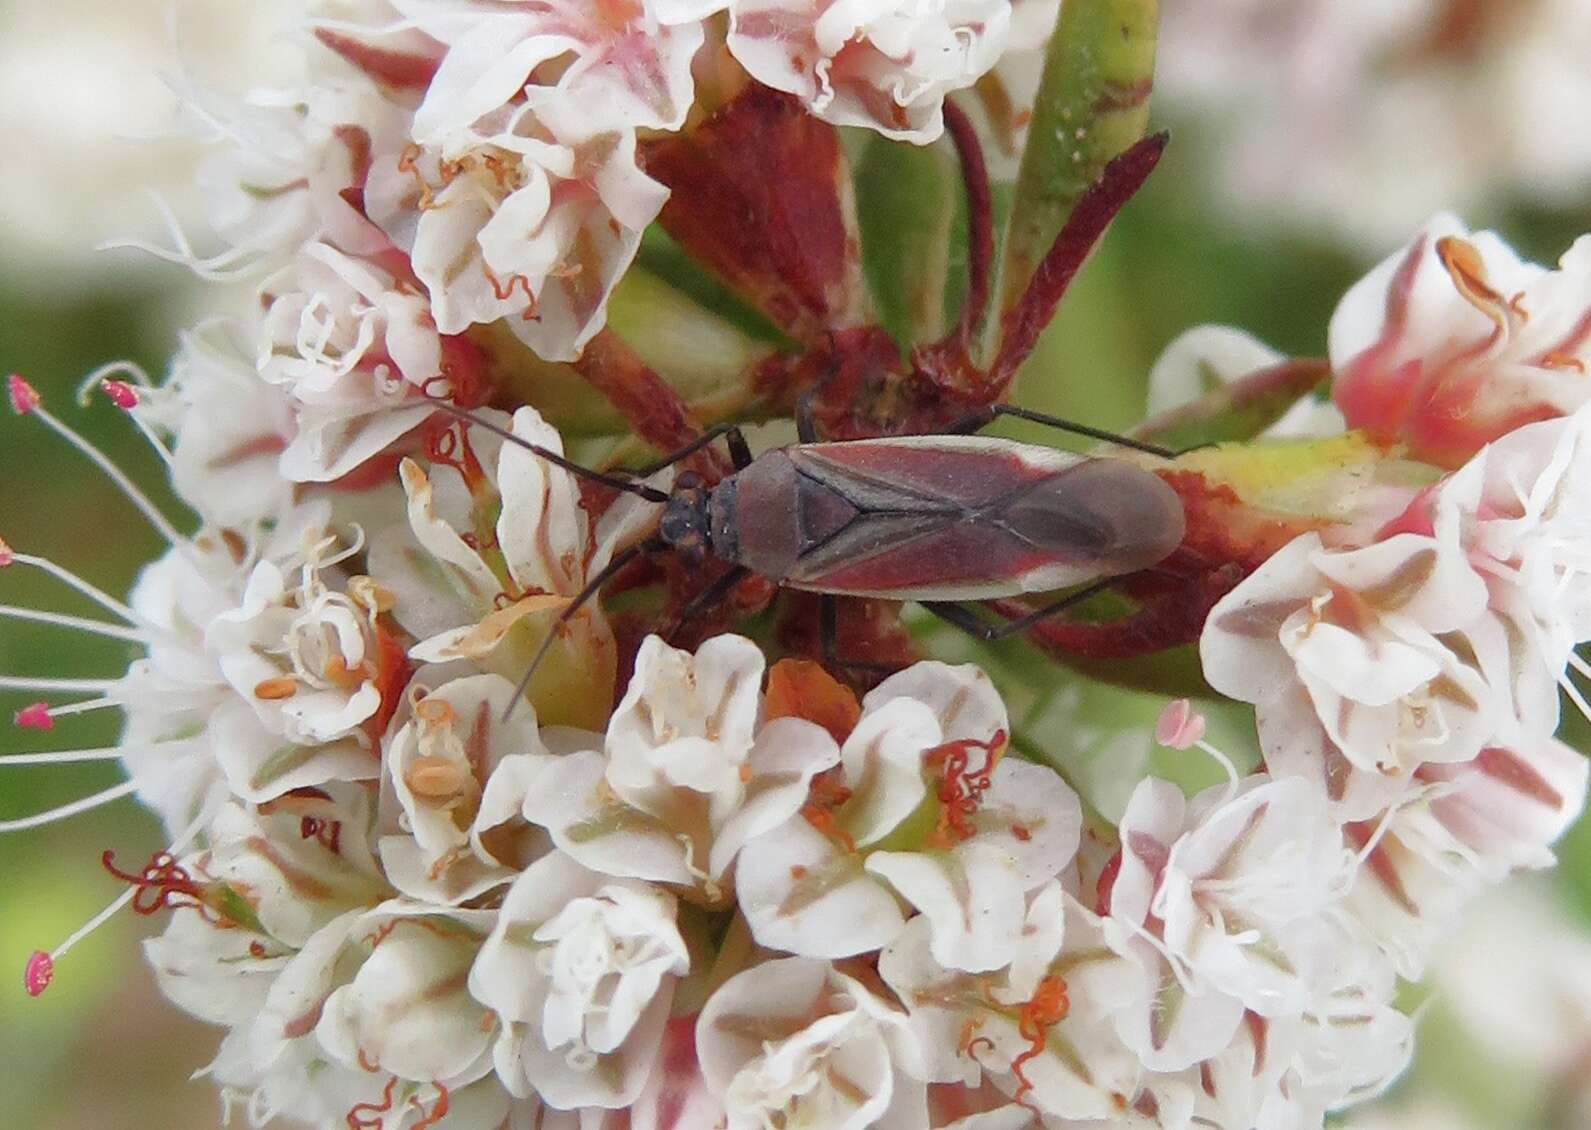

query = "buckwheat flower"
[[737, 661, 1082, 969], [365, 105, 668, 361], [1427, 405, 1591, 688], [729, 0, 1013, 142], [391, 0, 708, 141], [128, 324, 299, 527], [697, 956, 930, 1130], [374, 407, 665, 726], [316, 902, 500, 1092], [521, 635, 842, 895], [879, 882, 1146, 1122], [1200, 531, 1527, 816], [208, 526, 386, 749], [1330, 215, 1591, 468], [469, 851, 690, 1109], [258, 241, 466, 482], [177, 75, 408, 276], [1103, 774, 1363, 1071], [379, 674, 555, 904], [1346, 737, 1588, 977]]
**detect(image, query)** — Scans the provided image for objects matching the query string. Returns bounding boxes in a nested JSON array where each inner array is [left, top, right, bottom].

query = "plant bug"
[[429, 398, 1185, 717]]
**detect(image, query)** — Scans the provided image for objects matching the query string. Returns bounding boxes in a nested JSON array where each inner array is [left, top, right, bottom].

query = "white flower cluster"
[[1156, 0, 1591, 244]]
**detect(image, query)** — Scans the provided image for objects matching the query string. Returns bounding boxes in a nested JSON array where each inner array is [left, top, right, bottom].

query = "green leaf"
[[994, 0, 1159, 318]]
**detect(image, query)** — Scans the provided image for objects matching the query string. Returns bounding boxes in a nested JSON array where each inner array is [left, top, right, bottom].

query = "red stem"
[[990, 133, 1168, 392], [941, 98, 994, 351]]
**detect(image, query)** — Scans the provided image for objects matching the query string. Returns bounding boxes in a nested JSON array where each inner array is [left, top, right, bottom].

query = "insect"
[[432, 398, 1186, 715]]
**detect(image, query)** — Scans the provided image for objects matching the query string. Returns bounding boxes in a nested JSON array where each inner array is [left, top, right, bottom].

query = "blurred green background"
[[4, 4, 1591, 1128]]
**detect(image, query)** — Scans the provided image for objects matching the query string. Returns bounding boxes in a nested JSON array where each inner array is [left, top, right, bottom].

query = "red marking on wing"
[[800, 440, 1058, 509], [808, 521, 1061, 594]]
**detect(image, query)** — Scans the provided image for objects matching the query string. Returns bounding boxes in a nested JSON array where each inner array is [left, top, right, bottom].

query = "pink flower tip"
[[14, 703, 53, 731], [102, 380, 139, 410], [1155, 699, 1206, 751], [7, 374, 40, 415], [24, 951, 54, 997]]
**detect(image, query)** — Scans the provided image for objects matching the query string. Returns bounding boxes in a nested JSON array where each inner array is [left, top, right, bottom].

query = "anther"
[[1155, 699, 1206, 749], [14, 703, 53, 731], [7, 374, 40, 415], [23, 951, 53, 997], [102, 380, 140, 409]]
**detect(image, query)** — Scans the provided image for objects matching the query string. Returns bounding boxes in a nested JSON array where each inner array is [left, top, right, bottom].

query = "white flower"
[[470, 852, 689, 1109], [131, 323, 299, 527], [1201, 531, 1535, 816], [697, 956, 930, 1130], [1157, 0, 1591, 246], [365, 107, 668, 362], [729, 0, 1014, 142], [392, 0, 708, 140], [209, 526, 387, 750], [258, 241, 455, 483], [1104, 774, 1362, 1068], [316, 902, 499, 1087], [522, 635, 841, 895], [373, 406, 664, 727], [736, 661, 1082, 968], [378, 673, 555, 904], [1346, 738, 1588, 978], [1430, 405, 1591, 680], [879, 883, 1146, 1122], [1329, 214, 1591, 466]]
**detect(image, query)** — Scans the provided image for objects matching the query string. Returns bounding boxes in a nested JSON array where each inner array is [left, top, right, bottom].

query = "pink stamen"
[[0, 536, 12, 567], [101, 381, 139, 410], [14, 703, 54, 731], [1155, 699, 1206, 750], [7, 374, 40, 415], [23, 950, 53, 997]]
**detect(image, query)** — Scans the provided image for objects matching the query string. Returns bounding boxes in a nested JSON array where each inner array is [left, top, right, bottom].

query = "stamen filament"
[[26, 812, 206, 996], [0, 779, 137, 832], [0, 605, 147, 642], [2, 745, 154, 766], [38, 697, 123, 719], [0, 676, 120, 693], [8, 552, 142, 624], [26, 403, 189, 547]]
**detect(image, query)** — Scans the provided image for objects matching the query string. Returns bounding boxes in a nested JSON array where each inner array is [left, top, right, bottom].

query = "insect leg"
[[941, 403, 1177, 460], [919, 578, 1117, 643], [667, 565, 752, 641], [795, 387, 821, 443], [635, 422, 754, 475], [820, 595, 899, 675]]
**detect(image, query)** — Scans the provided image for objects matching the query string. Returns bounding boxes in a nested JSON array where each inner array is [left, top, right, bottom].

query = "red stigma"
[[23, 950, 54, 997], [102, 850, 213, 919], [102, 380, 139, 409], [346, 1077, 399, 1130], [925, 730, 1005, 848], [1010, 974, 1071, 1113], [14, 702, 53, 731], [7, 374, 40, 415]]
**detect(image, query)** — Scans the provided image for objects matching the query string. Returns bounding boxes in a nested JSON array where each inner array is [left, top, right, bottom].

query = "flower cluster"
[[1156, 0, 1591, 244], [5, 3, 1591, 1130]]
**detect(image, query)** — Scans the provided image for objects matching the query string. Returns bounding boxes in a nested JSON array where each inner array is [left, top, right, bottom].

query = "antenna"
[[502, 537, 667, 720], [423, 398, 672, 503]]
